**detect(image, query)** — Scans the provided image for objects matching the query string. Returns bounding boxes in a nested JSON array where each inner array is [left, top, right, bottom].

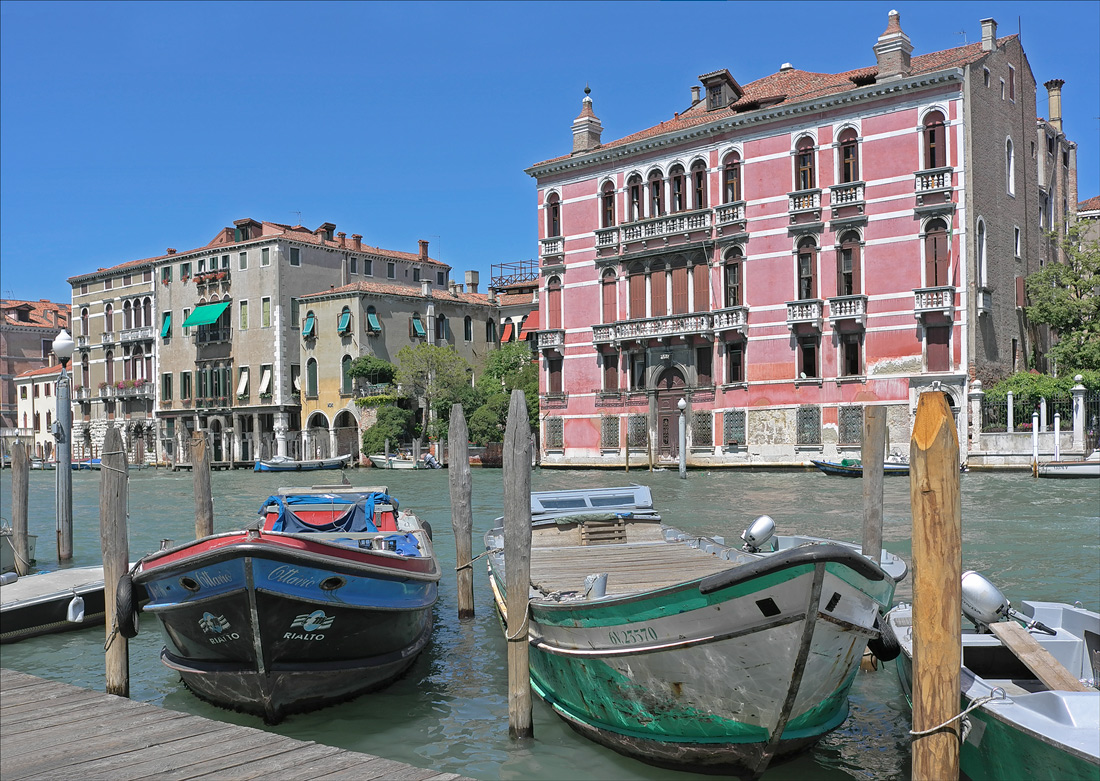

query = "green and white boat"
[[485, 485, 907, 776], [888, 573, 1100, 781]]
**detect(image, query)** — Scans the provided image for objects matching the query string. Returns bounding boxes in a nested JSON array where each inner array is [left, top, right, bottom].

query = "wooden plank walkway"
[[1, 669, 472, 781]]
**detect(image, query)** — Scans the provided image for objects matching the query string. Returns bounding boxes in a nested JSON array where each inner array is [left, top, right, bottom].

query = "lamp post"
[[677, 397, 687, 479], [52, 329, 75, 561]]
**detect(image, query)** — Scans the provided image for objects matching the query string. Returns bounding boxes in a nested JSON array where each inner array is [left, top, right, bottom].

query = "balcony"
[[539, 236, 564, 260], [914, 167, 954, 211], [786, 299, 824, 331], [714, 202, 746, 226], [977, 287, 993, 314], [101, 332, 114, 344], [120, 326, 155, 343], [74, 386, 92, 401], [195, 328, 232, 346], [592, 324, 615, 345], [595, 227, 619, 250], [829, 182, 864, 212], [914, 286, 956, 321], [193, 271, 231, 290], [608, 312, 713, 344], [788, 189, 822, 220], [536, 329, 565, 350], [827, 295, 868, 327], [621, 209, 711, 244], [76, 335, 89, 348], [117, 384, 154, 399], [712, 306, 748, 336]]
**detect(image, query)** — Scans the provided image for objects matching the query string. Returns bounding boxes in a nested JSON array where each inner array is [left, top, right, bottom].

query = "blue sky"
[[2, 1, 1097, 306]]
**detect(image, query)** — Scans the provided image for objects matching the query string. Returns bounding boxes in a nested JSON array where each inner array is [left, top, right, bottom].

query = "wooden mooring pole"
[[10, 441, 31, 576], [503, 389, 533, 739], [192, 432, 213, 538], [100, 427, 130, 698], [910, 391, 962, 780], [448, 404, 474, 619], [861, 406, 887, 562]]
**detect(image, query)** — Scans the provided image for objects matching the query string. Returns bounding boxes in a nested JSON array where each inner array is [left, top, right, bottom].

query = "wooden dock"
[[1, 669, 471, 781]]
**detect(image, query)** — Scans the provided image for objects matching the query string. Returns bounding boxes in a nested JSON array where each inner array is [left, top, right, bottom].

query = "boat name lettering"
[[196, 569, 233, 588], [283, 632, 325, 641], [608, 627, 658, 645], [208, 632, 240, 645], [268, 565, 318, 588]]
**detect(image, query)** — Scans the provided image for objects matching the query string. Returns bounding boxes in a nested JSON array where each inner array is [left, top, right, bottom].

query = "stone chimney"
[[421, 280, 432, 298], [418, 240, 429, 261], [166, 248, 176, 255], [1045, 79, 1065, 133], [337, 232, 346, 248], [691, 85, 701, 103], [351, 234, 362, 250], [571, 85, 603, 154], [464, 270, 480, 294], [981, 18, 998, 51], [873, 10, 913, 79]]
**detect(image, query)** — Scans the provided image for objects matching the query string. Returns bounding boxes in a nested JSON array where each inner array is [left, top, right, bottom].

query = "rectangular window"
[[239, 300, 248, 330], [1008, 66, 1015, 101], [123, 274, 131, 286], [601, 416, 620, 449], [290, 299, 299, 330], [221, 254, 229, 269], [182, 307, 191, 336], [80, 282, 88, 294], [724, 409, 746, 447], [1012, 338, 1019, 373], [1014, 226, 1021, 257], [798, 252, 815, 300], [796, 405, 822, 445], [180, 371, 192, 400], [104, 277, 113, 290], [696, 345, 712, 386], [236, 367, 249, 399], [728, 341, 745, 383], [799, 336, 819, 378], [161, 373, 172, 401], [364, 258, 373, 276], [603, 353, 618, 391], [926, 326, 950, 372], [161, 312, 171, 339], [180, 262, 191, 280], [350, 257, 358, 274], [198, 258, 206, 273], [413, 268, 421, 283], [841, 333, 862, 376], [547, 357, 563, 394], [631, 352, 647, 390], [238, 252, 247, 270], [1015, 276, 1026, 308], [161, 267, 172, 284], [838, 406, 863, 445], [262, 297, 272, 328], [259, 364, 273, 397], [261, 248, 270, 267], [387, 262, 396, 279], [290, 247, 300, 267]]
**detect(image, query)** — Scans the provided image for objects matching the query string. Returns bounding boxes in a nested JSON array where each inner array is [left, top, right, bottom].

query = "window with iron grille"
[[724, 409, 746, 446], [545, 417, 564, 449], [838, 406, 864, 445], [691, 411, 712, 447], [796, 405, 821, 445], [601, 416, 620, 449], [627, 415, 648, 448]]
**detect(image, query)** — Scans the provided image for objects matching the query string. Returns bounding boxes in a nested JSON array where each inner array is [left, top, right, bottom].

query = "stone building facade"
[[0, 299, 70, 435], [11, 363, 63, 460], [525, 14, 1078, 467]]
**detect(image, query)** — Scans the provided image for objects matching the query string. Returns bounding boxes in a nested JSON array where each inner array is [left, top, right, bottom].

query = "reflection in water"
[[1, 467, 1096, 780]]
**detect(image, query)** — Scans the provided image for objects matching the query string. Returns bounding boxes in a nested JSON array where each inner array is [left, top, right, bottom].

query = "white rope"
[[506, 600, 531, 641], [909, 688, 1006, 736], [455, 547, 500, 572]]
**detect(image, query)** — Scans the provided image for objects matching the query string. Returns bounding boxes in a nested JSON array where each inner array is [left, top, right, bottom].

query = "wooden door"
[[655, 368, 685, 458]]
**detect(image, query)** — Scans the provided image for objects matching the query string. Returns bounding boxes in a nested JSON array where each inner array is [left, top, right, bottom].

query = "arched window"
[[1006, 138, 1015, 195], [647, 170, 664, 217], [669, 165, 686, 213], [839, 128, 859, 183], [546, 276, 562, 330], [601, 270, 617, 324], [341, 355, 353, 395], [546, 192, 561, 238], [670, 259, 689, 315], [366, 305, 380, 334], [795, 136, 815, 191], [923, 110, 946, 169], [924, 219, 950, 286], [104, 303, 113, 332], [81, 307, 89, 337], [122, 300, 132, 330], [306, 358, 318, 398], [486, 318, 496, 343], [81, 354, 89, 389], [131, 347, 144, 381], [723, 153, 741, 203], [338, 305, 352, 335], [977, 219, 987, 287], [725, 248, 744, 307], [692, 262, 709, 312], [601, 182, 616, 228], [691, 160, 708, 209], [628, 263, 646, 319], [837, 231, 861, 296], [435, 313, 449, 341], [797, 238, 817, 300], [650, 262, 668, 317], [105, 350, 115, 385], [464, 315, 473, 341], [302, 309, 317, 339], [142, 297, 151, 329], [627, 175, 643, 222]]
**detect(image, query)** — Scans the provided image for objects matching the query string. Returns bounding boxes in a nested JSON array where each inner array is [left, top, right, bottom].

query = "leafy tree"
[[467, 393, 512, 445], [347, 355, 396, 386], [469, 343, 539, 440], [1026, 223, 1100, 372], [361, 405, 414, 455], [983, 370, 1100, 408], [394, 343, 473, 441]]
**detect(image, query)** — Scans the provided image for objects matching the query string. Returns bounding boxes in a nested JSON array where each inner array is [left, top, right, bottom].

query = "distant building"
[[525, 13, 1077, 467], [0, 298, 70, 434], [12, 364, 63, 460], [488, 260, 539, 347], [1077, 195, 1100, 244]]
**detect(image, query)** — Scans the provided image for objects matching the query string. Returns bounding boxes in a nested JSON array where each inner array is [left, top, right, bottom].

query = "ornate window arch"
[[724, 247, 744, 307], [722, 151, 742, 203], [922, 109, 947, 169], [796, 237, 818, 300], [836, 230, 862, 296], [794, 135, 816, 191]]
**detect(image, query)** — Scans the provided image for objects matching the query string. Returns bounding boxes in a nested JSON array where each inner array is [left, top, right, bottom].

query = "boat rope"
[[98, 450, 128, 475], [908, 688, 1007, 736], [505, 600, 531, 641], [456, 548, 501, 572]]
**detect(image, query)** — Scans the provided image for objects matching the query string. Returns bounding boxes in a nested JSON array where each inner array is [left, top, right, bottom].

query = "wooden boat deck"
[[0, 668, 470, 781]]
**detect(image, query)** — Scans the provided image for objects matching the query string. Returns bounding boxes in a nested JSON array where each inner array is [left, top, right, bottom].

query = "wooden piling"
[[502, 389, 533, 739], [99, 427, 129, 698], [910, 391, 962, 780], [192, 432, 213, 539], [448, 404, 474, 619], [861, 406, 887, 563], [10, 442, 31, 576]]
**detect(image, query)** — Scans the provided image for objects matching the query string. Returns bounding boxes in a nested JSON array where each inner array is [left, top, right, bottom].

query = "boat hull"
[[367, 455, 424, 469], [810, 459, 909, 477], [254, 455, 350, 472], [1037, 460, 1100, 478]]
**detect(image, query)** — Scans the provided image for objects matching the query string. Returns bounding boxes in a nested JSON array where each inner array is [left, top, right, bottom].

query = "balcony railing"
[[914, 166, 953, 193], [914, 286, 956, 320], [788, 189, 821, 213], [539, 236, 564, 258], [609, 312, 713, 343], [827, 294, 868, 326], [595, 227, 619, 248], [196, 328, 232, 345], [786, 299, 824, 330], [978, 288, 993, 314], [76, 335, 89, 348], [74, 386, 91, 401], [101, 332, 114, 344], [536, 329, 565, 350], [829, 182, 864, 207], [621, 209, 711, 243], [592, 324, 615, 345], [714, 202, 745, 225], [712, 305, 748, 335], [120, 326, 155, 343], [117, 384, 154, 399]]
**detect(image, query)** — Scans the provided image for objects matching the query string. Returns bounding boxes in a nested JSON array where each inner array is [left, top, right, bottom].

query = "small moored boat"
[[367, 453, 435, 469], [887, 572, 1099, 780], [810, 458, 910, 476], [1037, 450, 1100, 478], [485, 485, 907, 776], [131, 484, 439, 722], [1, 527, 37, 575], [253, 454, 351, 472]]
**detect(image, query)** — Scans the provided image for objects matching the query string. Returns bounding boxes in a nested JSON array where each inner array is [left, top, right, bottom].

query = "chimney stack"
[[571, 84, 603, 154], [873, 10, 913, 79], [351, 234, 362, 250], [1045, 79, 1065, 133], [464, 270, 480, 294], [337, 232, 346, 248], [418, 240, 429, 261], [421, 280, 432, 298], [691, 85, 701, 103], [981, 18, 998, 51], [167, 248, 176, 255]]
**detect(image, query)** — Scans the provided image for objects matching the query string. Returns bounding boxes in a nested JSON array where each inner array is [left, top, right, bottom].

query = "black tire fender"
[[116, 572, 140, 639], [868, 613, 900, 662], [420, 520, 433, 542]]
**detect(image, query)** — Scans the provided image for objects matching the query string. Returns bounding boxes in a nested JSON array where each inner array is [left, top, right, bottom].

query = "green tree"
[[469, 343, 539, 440], [1026, 223, 1100, 372], [467, 393, 512, 445], [395, 343, 474, 441], [347, 355, 396, 386], [361, 405, 414, 455]]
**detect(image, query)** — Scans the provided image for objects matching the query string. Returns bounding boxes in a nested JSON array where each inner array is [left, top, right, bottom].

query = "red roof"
[[15, 363, 63, 379], [1, 299, 71, 329], [297, 280, 491, 307], [1078, 195, 1100, 212]]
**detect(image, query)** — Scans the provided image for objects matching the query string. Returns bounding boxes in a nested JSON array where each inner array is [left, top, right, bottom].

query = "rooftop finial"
[[584, 83, 591, 97]]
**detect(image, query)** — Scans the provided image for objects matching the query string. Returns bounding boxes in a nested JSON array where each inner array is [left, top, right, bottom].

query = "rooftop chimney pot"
[[464, 270, 480, 294], [351, 234, 362, 250], [873, 10, 913, 79], [418, 239, 429, 261], [691, 85, 701, 103], [337, 232, 346, 248], [981, 18, 998, 51], [1045, 79, 1065, 133], [167, 248, 176, 255]]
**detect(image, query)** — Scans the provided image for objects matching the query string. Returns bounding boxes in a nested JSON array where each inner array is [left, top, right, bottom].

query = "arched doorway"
[[209, 419, 224, 462], [333, 410, 359, 461], [306, 412, 330, 459], [655, 367, 685, 459]]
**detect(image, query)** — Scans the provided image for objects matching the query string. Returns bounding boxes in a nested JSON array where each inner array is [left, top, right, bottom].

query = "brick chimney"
[[981, 18, 998, 51], [464, 270, 480, 294], [873, 10, 913, 79], [571, 85, 603, 154], [1045, 79, 1065, 133], [418, 240, 429, 261], [337, 232, 346, 248], [351, 234, 362, 250], [166, 248, 176, 255]]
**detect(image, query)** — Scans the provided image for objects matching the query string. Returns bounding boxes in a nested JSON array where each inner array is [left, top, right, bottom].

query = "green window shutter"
[[160, 313, 171, 338], [303, 313, 316, 337], [412, 317, 426, 337], [367, 312, 381, 332], [338, 310, 351, 333]]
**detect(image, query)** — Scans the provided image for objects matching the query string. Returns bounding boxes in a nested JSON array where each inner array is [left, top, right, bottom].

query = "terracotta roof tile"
[[1, 299, 71, 329], [1077, 195, 1100, 212], [297, 280, 492, 307], [16, 364, 63, 379]]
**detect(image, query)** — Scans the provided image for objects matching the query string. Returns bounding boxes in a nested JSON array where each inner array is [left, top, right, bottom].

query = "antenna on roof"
[[955, 30, 968, 44], [291, 211, 302, 225]]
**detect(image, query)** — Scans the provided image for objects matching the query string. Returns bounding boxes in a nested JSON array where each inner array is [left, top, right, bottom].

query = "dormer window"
[[707, 85, 724, 110]]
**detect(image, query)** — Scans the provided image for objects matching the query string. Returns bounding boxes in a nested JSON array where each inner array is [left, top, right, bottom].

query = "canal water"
[[2, 466, 1097, 780]]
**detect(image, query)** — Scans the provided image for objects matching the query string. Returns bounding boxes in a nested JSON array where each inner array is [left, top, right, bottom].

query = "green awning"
[[303, 312, 316, 337], [338, 310, 351, 333], [412, 317, 426, 337], [160, 313, 171, 338], [367, 312, 381, 332], [182, 301, 230, 327]]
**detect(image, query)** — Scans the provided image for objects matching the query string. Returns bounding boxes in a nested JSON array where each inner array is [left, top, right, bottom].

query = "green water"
[[1, 467, 1097, 780]]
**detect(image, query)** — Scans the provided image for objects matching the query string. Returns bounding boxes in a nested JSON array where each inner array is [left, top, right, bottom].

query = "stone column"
[[274, 411, 288, 457], [1006, 390, 1014, 433], [1039, 397, 1047, 432], [252, 412, 261, 463], [329, 426, 338, 459], [967, 380, 983, 455], [1071, 375, 1085, 450], [231, 413, 241, 463]]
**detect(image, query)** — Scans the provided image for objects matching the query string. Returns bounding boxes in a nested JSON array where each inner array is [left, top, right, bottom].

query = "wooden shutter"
[[692, 264, 709, 312], [927, 326, 951, 372], [671, 264, 688, 314], [629, 272, 645, 318], [651, 269, 667, 317], [602, 276, 616, 323]]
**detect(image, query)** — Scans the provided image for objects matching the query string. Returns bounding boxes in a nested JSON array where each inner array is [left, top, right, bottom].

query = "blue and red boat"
[[130, 484, 439, 723]]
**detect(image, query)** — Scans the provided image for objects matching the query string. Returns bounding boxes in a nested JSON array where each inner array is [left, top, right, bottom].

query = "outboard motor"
[[422, 453, 441, 469], [961, 571, 1011, 631], [741, 515, 776, 553]]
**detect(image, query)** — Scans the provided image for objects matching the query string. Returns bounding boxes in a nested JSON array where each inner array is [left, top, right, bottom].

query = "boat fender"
[[421, 521, 433, 542], [67, 593, 85, 622], [116, 573, 140, 638], [867, 613, 900, 662]]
